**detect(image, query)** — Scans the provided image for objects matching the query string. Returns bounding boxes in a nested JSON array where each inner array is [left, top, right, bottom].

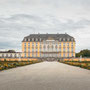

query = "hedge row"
[[0, 60, 42, 71], [59, 61, 90, 70]]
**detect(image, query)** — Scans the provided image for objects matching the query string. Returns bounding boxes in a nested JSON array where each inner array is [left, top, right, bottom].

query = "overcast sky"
[[0, 0, 90, 52]]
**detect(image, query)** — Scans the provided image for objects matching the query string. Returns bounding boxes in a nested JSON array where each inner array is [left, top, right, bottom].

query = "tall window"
[[71, 42, 73, 47], [67, 43, 69, 47], [63, 43, 65, 47], [24, 53, 26, 57], [67, 48, 69, 52], [24, 43, 26, 46], [28, 47, 30, 52], [71, 48, 73, 52], [28, 53, 30, 57], [60, 48, 61, 52], [60, 53, 61, 57], [60, 43, 61, 47], [24, 47, 26, 52], [63, 53, 65, 57], [52, 45, 54, 50], [63, 48, 65, 52], [68, 53, 69, 57], [72, 53, 73, 57], [28, 43, 30, 47]]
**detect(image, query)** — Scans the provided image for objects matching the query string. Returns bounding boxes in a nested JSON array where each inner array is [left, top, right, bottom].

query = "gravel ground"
[[0, 61, 90, 90]]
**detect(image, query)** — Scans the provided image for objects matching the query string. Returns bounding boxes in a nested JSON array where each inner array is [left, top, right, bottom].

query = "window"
[[24, 47, 26, 52], [28, 48, 30, 52], [24, 43, 26, 46], [47, 45, 49, 49], [40, 38, 41, 41], [59, 38, 62, 41], [67, 48, 69, 52], [60, 48, 61, 51], [68, 53, 69, 57], [36, 38, 38, 41], [63, 53, 65, 57], [60, 53, 61, 57], [71, 38, 73, 41], [71, 48, 73, 52], [67, 43, 69, 47], [63, 43, 65, 47], [63, 38, 65, 41], [28, 43, 30, 47], [43, 45, 46, 49], [28, 53, 30, 57], [63, 48, 66, 52], [72, 53, 73, 57], [71, 42, 73, 47], [67, 38, 70, 41], [32, 38, 34, 41], [32, 43, 34, 48], [52, 45, 54, 49]]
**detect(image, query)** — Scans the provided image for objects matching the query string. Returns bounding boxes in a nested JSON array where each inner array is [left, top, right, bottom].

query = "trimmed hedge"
[[59, 61, 90, 70], [0, 60, 42, 71]]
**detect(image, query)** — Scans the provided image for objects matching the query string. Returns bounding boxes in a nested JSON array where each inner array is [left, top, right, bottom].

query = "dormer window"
[[28, 38, 30, 41], [71, 38, 73, 41], [63, 38, 65, 41], [67, 38, 70, 41], [40, 38, 41, 41], [25, 38, 27, 42], [59, 38, 62, 41], [36, 38, 38, 41], [32, 38, 34, 41]]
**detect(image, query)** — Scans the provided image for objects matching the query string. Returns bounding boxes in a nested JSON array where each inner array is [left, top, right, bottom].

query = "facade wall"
[[0, 53, 21, 58], [22, 40, 75, 58]]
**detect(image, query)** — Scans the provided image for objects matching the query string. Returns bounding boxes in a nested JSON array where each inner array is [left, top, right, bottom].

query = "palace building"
[[22, 33, 75, 58], [0, 50, 21, 58]]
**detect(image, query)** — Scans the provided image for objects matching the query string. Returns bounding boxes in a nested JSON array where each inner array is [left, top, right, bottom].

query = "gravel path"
[[0, 61, 90, 90]]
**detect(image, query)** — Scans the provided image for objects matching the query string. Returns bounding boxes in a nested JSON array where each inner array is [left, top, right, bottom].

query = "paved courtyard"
[[0, 61, 90, 90]]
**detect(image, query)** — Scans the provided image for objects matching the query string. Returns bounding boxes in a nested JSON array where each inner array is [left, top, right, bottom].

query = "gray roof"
[[0, 51, 21, 53], [22, 34, 75, 42]]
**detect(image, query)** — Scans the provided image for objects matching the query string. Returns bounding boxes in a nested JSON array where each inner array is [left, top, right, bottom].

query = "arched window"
[[71, 38, 73, 41], [47, 45, 49, 49], [40, 38, 41, 41], [10, 54, 12, 57], [63, 38, 65, 41], [43, 45, 46, 49], [6, 54, 8, 57], [52, 45, 54, 49]]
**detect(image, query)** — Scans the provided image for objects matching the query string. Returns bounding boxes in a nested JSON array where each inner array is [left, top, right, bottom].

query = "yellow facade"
[[22, 34, 75, 58]]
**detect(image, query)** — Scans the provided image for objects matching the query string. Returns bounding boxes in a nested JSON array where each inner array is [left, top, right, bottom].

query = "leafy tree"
[[7, 50, 16, 53], [76, 49, 90, 57]]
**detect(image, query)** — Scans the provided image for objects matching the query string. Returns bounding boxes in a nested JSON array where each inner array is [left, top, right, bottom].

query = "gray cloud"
[[0, 0, 90, 52]]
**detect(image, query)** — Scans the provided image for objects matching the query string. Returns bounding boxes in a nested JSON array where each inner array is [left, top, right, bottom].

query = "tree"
[[76, 49, 90, 57], [7, 50, 16, 53]]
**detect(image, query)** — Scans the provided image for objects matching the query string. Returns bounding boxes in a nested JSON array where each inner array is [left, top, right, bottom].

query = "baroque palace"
[[22, 33, 75, 58], [0, 33, 76, 61]]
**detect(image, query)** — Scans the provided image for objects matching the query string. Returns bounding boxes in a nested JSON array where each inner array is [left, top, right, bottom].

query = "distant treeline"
[[76, 49, 90, 57]]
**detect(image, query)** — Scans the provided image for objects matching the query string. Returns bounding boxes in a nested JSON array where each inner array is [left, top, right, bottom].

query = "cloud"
[[0, 0, 90, 52]]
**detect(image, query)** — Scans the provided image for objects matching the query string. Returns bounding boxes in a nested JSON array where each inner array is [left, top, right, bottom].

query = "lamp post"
[[79, 55, 82, 67], [80, 55, 82, 62], [19, 53, 21, 62]]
